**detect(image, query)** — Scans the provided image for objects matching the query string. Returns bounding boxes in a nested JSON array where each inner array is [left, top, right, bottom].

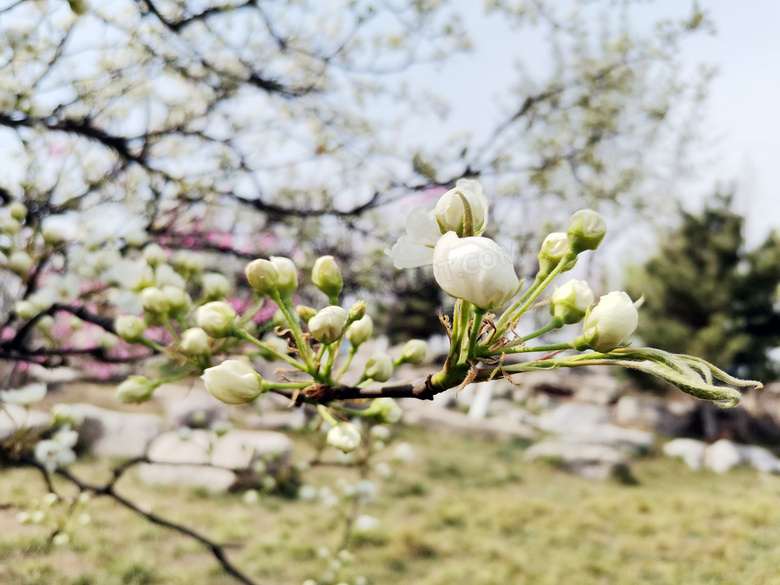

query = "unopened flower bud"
[[140, 287, 170, 314], [99, 333, 119, 350], [202, 272, 230, 299], [434, 179, 489, 237], [202, 360, 264, 404], [364, 397, 402, 424], [364, 353, 394, 382], [196, 301, 237, 338], [576, 291, 638, 352], [115, 315, 146, 342], [1, 217, 20, 235], [550, 279, 594, 325], [256, 335, 289, 362], [399, 339, 427, 365], [245, 259, 279, 296], [143, 243, 166, 267], [14, 300, 37, 320], [346, 315, 373, 348], [9, 251, 33, 276], [36, 314, 55, 334], [327, 422, 361, 453], [42, 224, 64, 245], [270, 256, 298, 296], [312, 256, 343, 303], [567, 209, 607, 254], [348, 300, 367, 322], [9, 201, 27, 221], [296, 305, 317, 324], [162, 285, 191, 313], [537, 232, 576, 277], [171, 250, 204, 273], [116, 375, 156, 404], [308, 306, 348, 344], [180, 327, 211, 356]]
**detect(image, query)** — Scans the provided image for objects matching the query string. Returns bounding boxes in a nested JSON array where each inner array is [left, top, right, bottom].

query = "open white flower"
[[35, 425, 78, 472], [386, 207, 442, 269], [432, 232, 519, 310]]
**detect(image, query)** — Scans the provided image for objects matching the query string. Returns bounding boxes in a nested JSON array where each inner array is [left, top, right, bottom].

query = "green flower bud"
[[140, 286, 170, 314], [116, 375, 156, 404], [296, 305, 317, 324], [245, 259, 279, 296], [399, 339, 427, 365], [256, 336, 289, 362], [364, 397, 403, 424], [567, 209, 607, 254], [197, 301, 237, 338], [9, 201, 27, 221], [36, 314, 55, 334], [270, 256, 298, 296], [312, 256, 343, 303], [14, 300, 37, 320], [9, 251, 33, 276], [549, 279, 594, 325], [180, 327, 211, 356], [346, 315, 373, 348], [114, 315, 146, 342], [162, 285, 191, 313], [99, 333, 119, 350], [576, 291, 638, 352], [142, 243, 166, 267], [537, 232, 576, 277], [364, 353, 394, 382], [348, 300, 367, 322], [308, 306, 348, 344], [1, 217, 20, 235], [202, 360, 264, 405], [202, 272, 230, 299], [42, 225, 64, 245]]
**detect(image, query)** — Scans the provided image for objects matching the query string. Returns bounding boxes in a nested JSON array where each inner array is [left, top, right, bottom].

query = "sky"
[[405, 0, 780, 249]]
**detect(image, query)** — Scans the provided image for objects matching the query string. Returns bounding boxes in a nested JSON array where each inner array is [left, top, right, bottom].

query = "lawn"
[[2, 425, 780, 585]]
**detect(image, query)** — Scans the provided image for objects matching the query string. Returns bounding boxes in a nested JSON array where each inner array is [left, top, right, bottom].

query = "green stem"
[[235, 329, 307, 372], [272, 292, 315, 371], [464, 308, 487, 362], [502, 317, 564, 349], [264, 381, 311, 391], [498, 342, 573, 356], [493, 253, 575, 341], [160, 315, 180, 343], [317, 404, 339, 426], [336, 346, 358, 382]]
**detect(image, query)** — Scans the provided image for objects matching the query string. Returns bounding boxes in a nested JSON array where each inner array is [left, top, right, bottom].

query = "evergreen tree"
[[626, 193, 780, 381]]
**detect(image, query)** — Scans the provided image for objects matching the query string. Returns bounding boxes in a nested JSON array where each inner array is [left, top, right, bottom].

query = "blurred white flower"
[[0, 383, 47, 406], [35, 425, 78, 472], [353, 515, 380, 533]]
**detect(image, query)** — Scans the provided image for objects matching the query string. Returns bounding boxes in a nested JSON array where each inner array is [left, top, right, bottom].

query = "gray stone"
[[571, 370, 622, 405], [210, 430, 293, 471], [524, 441, 631, 481], [76, 404, 161, 458], [136, 463, 236, 493], [0, 404, 50, 441], [558, 424, 654, 455], [663, 438, 707, 471], [467, 381, 496, 421], [402, 403, 537, 441], [147, 430, 212, 464], [537, 403, 611, 432], [614, 395, 695, 435], [740, 444, 780, 474], [246, 411, 305, 430], [703, 439, 744, 474]]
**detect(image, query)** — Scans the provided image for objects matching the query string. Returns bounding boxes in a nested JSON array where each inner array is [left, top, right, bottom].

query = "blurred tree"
[[626, 192, 780, 381]]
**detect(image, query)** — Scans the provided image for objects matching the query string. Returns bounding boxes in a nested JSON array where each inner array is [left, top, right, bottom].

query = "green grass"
[[2, 427, 780, 585]]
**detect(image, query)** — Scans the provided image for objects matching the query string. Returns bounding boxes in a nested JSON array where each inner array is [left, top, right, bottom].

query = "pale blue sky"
[[404, 0, 780, 247]]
